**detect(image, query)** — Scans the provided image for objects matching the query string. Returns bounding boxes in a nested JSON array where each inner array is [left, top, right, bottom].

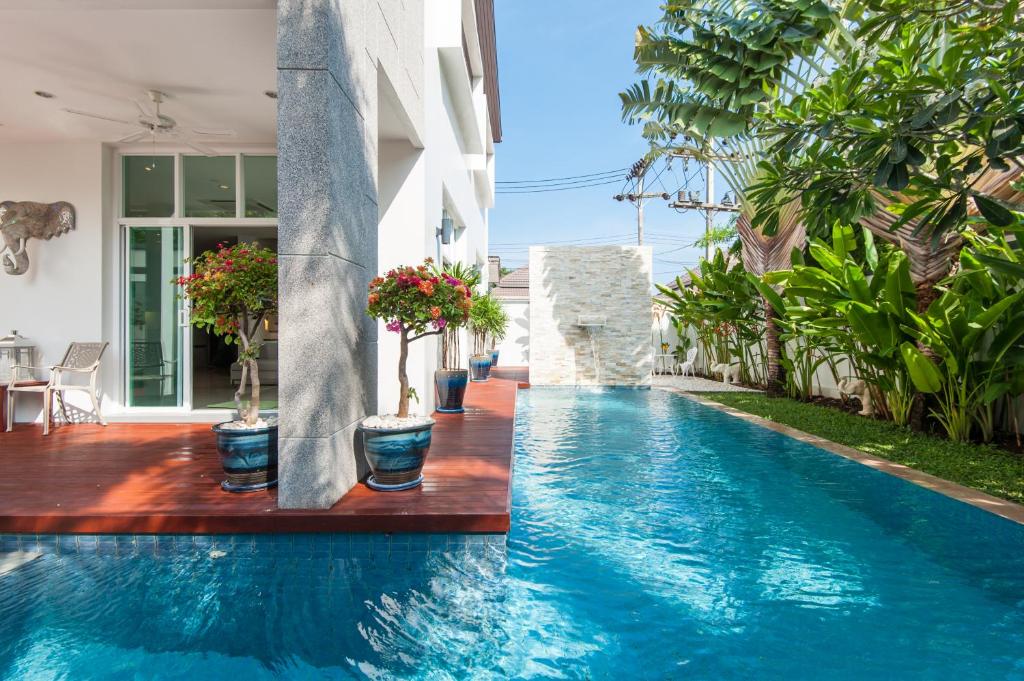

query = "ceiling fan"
[[62, 89, 235, 156]]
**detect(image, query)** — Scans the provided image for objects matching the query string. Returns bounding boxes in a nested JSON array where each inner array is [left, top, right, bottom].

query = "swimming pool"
[[1, 388, 1022, 679]]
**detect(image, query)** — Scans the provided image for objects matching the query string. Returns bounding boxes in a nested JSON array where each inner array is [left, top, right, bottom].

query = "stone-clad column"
[[276, 0, 378, 508]]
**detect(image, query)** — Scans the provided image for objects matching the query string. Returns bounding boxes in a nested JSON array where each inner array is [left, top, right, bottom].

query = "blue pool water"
[[2, 388, 1024, 679]]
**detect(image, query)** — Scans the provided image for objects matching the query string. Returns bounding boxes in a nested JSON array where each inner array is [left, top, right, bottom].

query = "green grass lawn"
[[698, 392, 1024, 505]]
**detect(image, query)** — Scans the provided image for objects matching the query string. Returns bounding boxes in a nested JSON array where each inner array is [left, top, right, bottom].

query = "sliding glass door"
[[126, 226, 185, 407]]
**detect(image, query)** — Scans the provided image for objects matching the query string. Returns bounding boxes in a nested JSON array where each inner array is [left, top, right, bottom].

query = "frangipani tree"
[[750, 0, 1024, 309]]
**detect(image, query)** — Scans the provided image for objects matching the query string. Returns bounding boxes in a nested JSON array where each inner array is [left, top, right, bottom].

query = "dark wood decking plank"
[[0, 367, 525, 534]]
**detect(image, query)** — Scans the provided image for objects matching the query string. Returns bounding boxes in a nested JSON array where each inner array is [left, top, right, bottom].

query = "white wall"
[[496, 299, 529, 366], [377, 138, 437, 416], [0, 141, 111, 422], [372, 0, 496, 416]]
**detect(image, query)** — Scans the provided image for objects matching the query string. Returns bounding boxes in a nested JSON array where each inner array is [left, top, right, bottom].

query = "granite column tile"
[[277, 254, 376, 441], [277, 68, 374, 264], [277, 0, 379, 509], [277, 0, 368, 116], [278, 422, 369, 509]]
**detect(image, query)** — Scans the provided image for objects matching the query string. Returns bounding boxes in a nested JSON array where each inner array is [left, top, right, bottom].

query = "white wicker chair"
[[5, 342, 108, 435], [678, 347, 698, 377]]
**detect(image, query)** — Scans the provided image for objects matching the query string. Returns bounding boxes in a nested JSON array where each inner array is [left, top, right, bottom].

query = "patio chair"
[[678, 348, 698, 377], [131, 341, 176, 396], [5, 342, 109, 435]]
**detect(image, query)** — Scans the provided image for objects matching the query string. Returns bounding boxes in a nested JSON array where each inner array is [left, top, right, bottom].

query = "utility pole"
[[705, 163, 714, 262], [667, 150, 742, 258], [636, 168, 645, 246], [613, 158, 670, 246]]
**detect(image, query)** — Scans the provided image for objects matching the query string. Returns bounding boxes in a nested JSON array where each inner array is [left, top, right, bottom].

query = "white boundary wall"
[[495, 298, 529, 366]]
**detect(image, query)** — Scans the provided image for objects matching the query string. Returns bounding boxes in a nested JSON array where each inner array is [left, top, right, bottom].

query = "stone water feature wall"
[[529, 246, 653, 385]]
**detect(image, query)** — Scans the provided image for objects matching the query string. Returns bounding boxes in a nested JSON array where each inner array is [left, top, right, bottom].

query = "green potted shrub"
[[468, 293, 507, 382], [362, 259, 472, 490], [176, 242, 278, 492], [489, 303, 510, 368], [432, 262, 480, 413]]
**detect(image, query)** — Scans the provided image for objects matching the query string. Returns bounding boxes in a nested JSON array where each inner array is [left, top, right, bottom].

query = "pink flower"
[[432, 318, 447, 330], [386, 320, 401, 333]]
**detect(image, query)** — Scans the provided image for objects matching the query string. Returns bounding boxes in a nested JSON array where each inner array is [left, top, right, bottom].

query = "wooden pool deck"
[[0, 367, 527, 535]]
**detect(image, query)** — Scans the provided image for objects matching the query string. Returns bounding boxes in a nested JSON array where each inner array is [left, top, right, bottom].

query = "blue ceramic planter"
[[470, 354, 492, 382], [435, 369, 469, 413], [212, 422, 278, 492], [490, 349, 500, 367], [358, 419, 435, 491]]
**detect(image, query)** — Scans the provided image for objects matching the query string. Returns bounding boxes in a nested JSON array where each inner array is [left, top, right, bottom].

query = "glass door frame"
[[118, 221, 280, 413], [120, 223, 192, 411], [114, 149, 278, 413]]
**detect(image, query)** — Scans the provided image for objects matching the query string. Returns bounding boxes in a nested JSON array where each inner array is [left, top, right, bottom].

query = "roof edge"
[[474, 0, 502, 143]]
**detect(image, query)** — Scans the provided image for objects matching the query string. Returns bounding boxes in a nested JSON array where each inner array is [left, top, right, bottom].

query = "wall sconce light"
[[437, 214, 454, 245]]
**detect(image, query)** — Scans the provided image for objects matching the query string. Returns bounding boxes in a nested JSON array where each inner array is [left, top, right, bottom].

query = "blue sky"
[[489, 0, 729, 284]]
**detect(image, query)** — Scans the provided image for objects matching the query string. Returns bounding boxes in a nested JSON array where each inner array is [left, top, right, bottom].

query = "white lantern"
[[0, 331, 37, 382]]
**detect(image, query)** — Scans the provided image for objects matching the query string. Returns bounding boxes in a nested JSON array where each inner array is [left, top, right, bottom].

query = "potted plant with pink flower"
[[361, 258, 472, 490], [176, 242, 279, 492]]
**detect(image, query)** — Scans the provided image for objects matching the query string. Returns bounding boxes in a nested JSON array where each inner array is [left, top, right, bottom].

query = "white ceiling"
[[0, 5, 277, 146]]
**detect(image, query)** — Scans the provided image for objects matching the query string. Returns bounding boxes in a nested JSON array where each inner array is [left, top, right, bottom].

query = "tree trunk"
[[909, 279, 940, 431], [234, 361, 248, 423], [763, 295, 784, 396], [397, 329, 410, 418], [248, 358, 261, 426]]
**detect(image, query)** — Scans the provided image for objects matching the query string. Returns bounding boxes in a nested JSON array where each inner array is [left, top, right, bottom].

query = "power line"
[[494, 176, 627, 190], [491, 232, 636, 246], [497, 167, 629, 184], [495, 171, 630, 190], [496, 178, 625, 194]]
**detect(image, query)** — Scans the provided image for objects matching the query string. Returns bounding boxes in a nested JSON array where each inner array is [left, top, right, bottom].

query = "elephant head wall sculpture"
[[0, 201, 75, 275]]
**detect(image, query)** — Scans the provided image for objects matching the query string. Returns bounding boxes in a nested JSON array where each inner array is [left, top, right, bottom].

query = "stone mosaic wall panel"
[[529, 246, 653, 385]]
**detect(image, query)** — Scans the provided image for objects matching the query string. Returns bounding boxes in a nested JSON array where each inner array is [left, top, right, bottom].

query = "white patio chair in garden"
[[679, 348, 698, 377], [5, 342, 109, 435]]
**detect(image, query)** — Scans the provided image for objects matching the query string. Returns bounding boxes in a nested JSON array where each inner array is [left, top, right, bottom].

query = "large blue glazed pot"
[[435, 369, 469, 413], [490, 349, 500, 367], [469, 354, 492, 382], [358, 418, 435, 491], [211, 422, 278, 492]]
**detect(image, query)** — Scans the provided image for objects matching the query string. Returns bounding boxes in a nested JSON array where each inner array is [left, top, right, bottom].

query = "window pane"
[[123, 156, 174, 217], [183, 156, 236, 218], [243, 155, 277, 218]]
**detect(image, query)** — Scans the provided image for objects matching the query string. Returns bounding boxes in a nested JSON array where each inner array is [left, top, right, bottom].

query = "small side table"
[[654, 354, 677, 375], [0, 380, 48, 432]]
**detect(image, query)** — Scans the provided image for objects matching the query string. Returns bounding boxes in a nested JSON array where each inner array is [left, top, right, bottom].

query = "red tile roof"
[[492, 266, 528, 299]]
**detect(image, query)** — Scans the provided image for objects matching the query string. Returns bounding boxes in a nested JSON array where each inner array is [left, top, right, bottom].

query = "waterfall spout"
[[576, 315, 606, 384]]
